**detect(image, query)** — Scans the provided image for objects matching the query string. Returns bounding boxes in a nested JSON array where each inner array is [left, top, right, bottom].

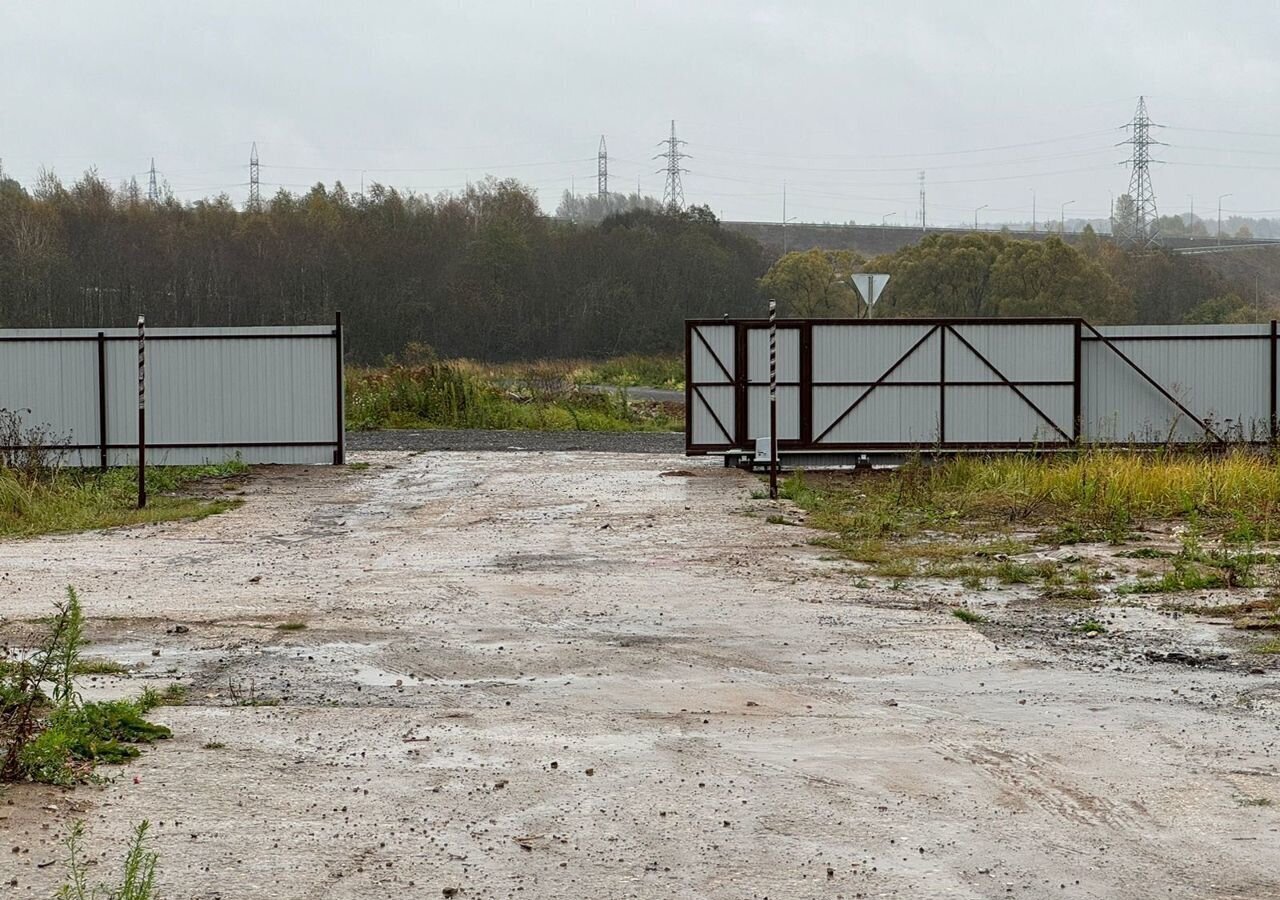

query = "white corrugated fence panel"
[[746, 386, 799, 440], [812, 324, 940, 382], [814, 385, 939, 444], [0, 339, 99, 463], [1, 327, 340, 466], [946, 323, 1073, 383], [944, 386, 1073, 443], [690, 325, 735, 383], [690, 385, 735, 445], [746, 328, 799, 383], [1083, 327, 1270, 442]]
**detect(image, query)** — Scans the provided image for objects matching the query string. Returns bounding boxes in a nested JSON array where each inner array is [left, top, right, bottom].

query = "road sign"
[[852, 273, 891, 312]]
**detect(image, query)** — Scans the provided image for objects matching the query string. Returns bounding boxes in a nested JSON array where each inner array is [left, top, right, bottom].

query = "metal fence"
[[686, 317, 1279, 456], [0, 319, 344, 467]]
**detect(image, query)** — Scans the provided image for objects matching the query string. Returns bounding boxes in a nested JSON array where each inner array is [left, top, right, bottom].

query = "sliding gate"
[[687, 317, 1280, 455]]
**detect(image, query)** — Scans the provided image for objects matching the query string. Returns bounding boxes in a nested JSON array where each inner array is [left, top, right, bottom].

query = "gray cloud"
[[3, 0, 1278, 225]]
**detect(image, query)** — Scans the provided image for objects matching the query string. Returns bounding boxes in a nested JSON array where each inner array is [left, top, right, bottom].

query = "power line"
[[696, 128, 1122, 161], [653, 120, 689, 211]]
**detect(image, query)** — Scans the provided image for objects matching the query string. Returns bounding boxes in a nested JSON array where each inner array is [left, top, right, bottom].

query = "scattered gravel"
[[346, 428, 686, 454]]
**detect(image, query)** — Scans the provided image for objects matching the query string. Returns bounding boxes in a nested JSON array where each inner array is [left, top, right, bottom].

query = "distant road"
[[348, 429, 684, 454], [582, 384, 684, 404]]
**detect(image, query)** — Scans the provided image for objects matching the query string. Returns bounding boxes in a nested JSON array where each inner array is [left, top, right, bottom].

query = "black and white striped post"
[[768, 298, 779, 500], [137, 315, 147, 509]]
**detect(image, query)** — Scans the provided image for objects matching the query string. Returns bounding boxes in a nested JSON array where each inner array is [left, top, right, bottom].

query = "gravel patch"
[[347, 428, 686, 453]]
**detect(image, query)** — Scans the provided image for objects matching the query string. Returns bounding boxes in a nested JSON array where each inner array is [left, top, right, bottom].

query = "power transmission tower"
[[147, 158, 159, 204], [598, 135, 608, 202], [653, 119, 689, 212], [1118, 95, 1164, 248], [248, 142, 261, 211], [918, 171, 926, 230]]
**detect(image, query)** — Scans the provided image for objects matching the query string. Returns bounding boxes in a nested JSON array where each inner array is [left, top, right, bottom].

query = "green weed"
[[138, 684, 187, 709], [1115, 547, 1175, 559], [2, 588, 171, 785], [57, 819, 159, 900], [952, 608, 987, 625]]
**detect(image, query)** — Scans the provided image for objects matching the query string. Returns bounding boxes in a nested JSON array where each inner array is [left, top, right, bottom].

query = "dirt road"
[[2, 452, 1277, 899]]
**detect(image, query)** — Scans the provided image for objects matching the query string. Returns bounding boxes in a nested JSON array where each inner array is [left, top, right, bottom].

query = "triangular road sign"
[[852, 273, 891, 308]]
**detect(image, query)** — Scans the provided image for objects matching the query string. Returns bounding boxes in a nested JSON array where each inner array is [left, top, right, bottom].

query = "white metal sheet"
[[746, 328, 800, 382], [812, 324, 940, 383], [747, 386, 800, 440], [690, 325, 735, 383]]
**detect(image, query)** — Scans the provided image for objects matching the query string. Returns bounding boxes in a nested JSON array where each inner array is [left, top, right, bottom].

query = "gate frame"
[[686, 316, 1280, 456]]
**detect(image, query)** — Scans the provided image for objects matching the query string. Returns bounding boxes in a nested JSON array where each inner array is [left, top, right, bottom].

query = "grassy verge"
[[572, 354, 684, 390], [346, 357, 682, 432], [2, 588, 174, 786], [0, 460, 246, 538], [777, 450, 1280, 594]]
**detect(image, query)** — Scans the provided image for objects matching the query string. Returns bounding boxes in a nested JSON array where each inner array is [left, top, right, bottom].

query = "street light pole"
[[1031, 189, 1036, 233], [974, 204, 988, 231], [1060, 200, 1075, 234], [1218, 193, 1232, 245], [882, 212, 896, 226], [781, 182, 798, 254]]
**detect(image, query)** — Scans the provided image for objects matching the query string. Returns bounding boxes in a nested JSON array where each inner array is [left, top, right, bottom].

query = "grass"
[[572, 354, 684, 390], [952, 608, 987, 624], [780, 449, 1280, 592], [275, 621, 308, 631], [1254, 636, 1280, 654], [139, 684, 188, 707], [1073, 618, 1107, 634], [346, 359, 681, 432], [71, 658, 131, 677], [0, 460, 246, 538]]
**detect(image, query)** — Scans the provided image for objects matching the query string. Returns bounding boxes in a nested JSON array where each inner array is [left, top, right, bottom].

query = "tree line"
[[761, 229, 1267, 324], [0, 170, 1268, 364], [0, 172, 764, 362]]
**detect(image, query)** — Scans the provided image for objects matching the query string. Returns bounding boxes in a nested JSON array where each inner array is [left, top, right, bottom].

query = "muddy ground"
[[1, 451, 1277, 899]]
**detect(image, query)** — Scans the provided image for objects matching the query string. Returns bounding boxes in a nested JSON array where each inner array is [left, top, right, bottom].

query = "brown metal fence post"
[[1073, 319, 1083, 446], [97, 331, 108, 470], [334, 311, 346, 464], [1271, 319, 1277, 444], [136, 316, 146, 509], [938, 324, 946, 447]]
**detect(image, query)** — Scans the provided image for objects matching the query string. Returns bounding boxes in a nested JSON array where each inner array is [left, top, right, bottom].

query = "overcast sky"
[[4, 1, 1280, 227]]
